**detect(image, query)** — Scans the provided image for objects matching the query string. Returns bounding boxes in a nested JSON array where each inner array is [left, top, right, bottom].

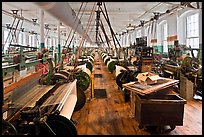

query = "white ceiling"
[[2, 2, 182, 44]]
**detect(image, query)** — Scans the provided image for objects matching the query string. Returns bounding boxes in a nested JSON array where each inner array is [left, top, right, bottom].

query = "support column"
[[34, 34, 38, 48], [40, 9, 45, 52], [57, 21, 61, 61]]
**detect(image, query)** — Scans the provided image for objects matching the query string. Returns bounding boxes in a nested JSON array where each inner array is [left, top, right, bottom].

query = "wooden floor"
[[72, 52, 202, 135]]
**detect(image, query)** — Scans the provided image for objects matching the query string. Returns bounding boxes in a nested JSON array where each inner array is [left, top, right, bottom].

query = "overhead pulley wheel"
[[39, 115, 77, 135]]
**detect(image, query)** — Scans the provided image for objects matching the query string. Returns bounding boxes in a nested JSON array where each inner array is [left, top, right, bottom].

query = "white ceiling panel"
[[2, 2, 190, 44]]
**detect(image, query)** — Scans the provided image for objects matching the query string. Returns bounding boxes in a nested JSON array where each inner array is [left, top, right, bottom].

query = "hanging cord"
[[74, 2, 96, 68], [99, 5, 117, 51], [99, 19, 111, 49], [78, 2, 96, 50], [102, 2, 117, 50], [64, 2, 84, 49], [98, 32, 104, 45], [66, 2, 88, 50], [4, 17, 17, 46], [98, 31, 107, 49], [15, 10, 24, 44], [102, 2, 121, 48], [78, 2, 96, 53], [10, 18, 21, 45], [15, 19, 24, 44]]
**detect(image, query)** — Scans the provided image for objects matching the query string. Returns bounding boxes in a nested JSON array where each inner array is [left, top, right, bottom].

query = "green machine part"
[[181, 56, 193, 68], [108, 60, 117, 73], [74, 71, 90, 91]]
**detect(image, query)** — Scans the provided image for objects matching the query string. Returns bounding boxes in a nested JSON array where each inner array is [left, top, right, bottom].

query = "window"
[[162, 23, 168, 52], [18, 32, 23, 45], [137, 30, 141, 38], [186, 13, 199, 50], [29, 35, 33, 47]]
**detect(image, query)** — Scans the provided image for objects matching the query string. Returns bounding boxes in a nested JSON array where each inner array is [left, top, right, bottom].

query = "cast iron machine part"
[[180, 56, 202, 96], [2, 79, 78, 135], [57, 68, 90, 111], [116, 69, 138, 102]]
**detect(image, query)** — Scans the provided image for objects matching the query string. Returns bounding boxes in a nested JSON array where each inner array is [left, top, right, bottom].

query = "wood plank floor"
[[72, 52, 202, 135]]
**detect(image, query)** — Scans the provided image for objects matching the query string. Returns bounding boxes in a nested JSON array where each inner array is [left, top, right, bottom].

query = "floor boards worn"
[[71, 52, 202, 135]]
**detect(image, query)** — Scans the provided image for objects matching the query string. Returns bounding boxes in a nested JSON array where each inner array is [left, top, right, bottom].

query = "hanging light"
[[126, 23, 134, 31]]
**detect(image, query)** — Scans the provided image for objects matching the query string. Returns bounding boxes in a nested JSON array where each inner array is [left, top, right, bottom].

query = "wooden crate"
[[180, 76, 194, 100], [134, 93, 186, 127]]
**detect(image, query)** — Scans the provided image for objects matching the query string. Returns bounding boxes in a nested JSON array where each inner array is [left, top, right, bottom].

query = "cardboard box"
[[136, 72, 161, 85]]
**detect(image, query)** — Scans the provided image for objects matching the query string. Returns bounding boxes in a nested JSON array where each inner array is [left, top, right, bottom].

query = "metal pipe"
[[34, 2, 92, 44]]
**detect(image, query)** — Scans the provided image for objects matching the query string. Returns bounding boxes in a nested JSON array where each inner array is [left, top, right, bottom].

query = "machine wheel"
[[170, 125, 176, 131], [74, 71, 90, 92], [156, 126, 165, 134], [2, 120, 17, 135], [74, 87, 86, 112], [138, 124, 144, 129], [40, 115, 77, 135]]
